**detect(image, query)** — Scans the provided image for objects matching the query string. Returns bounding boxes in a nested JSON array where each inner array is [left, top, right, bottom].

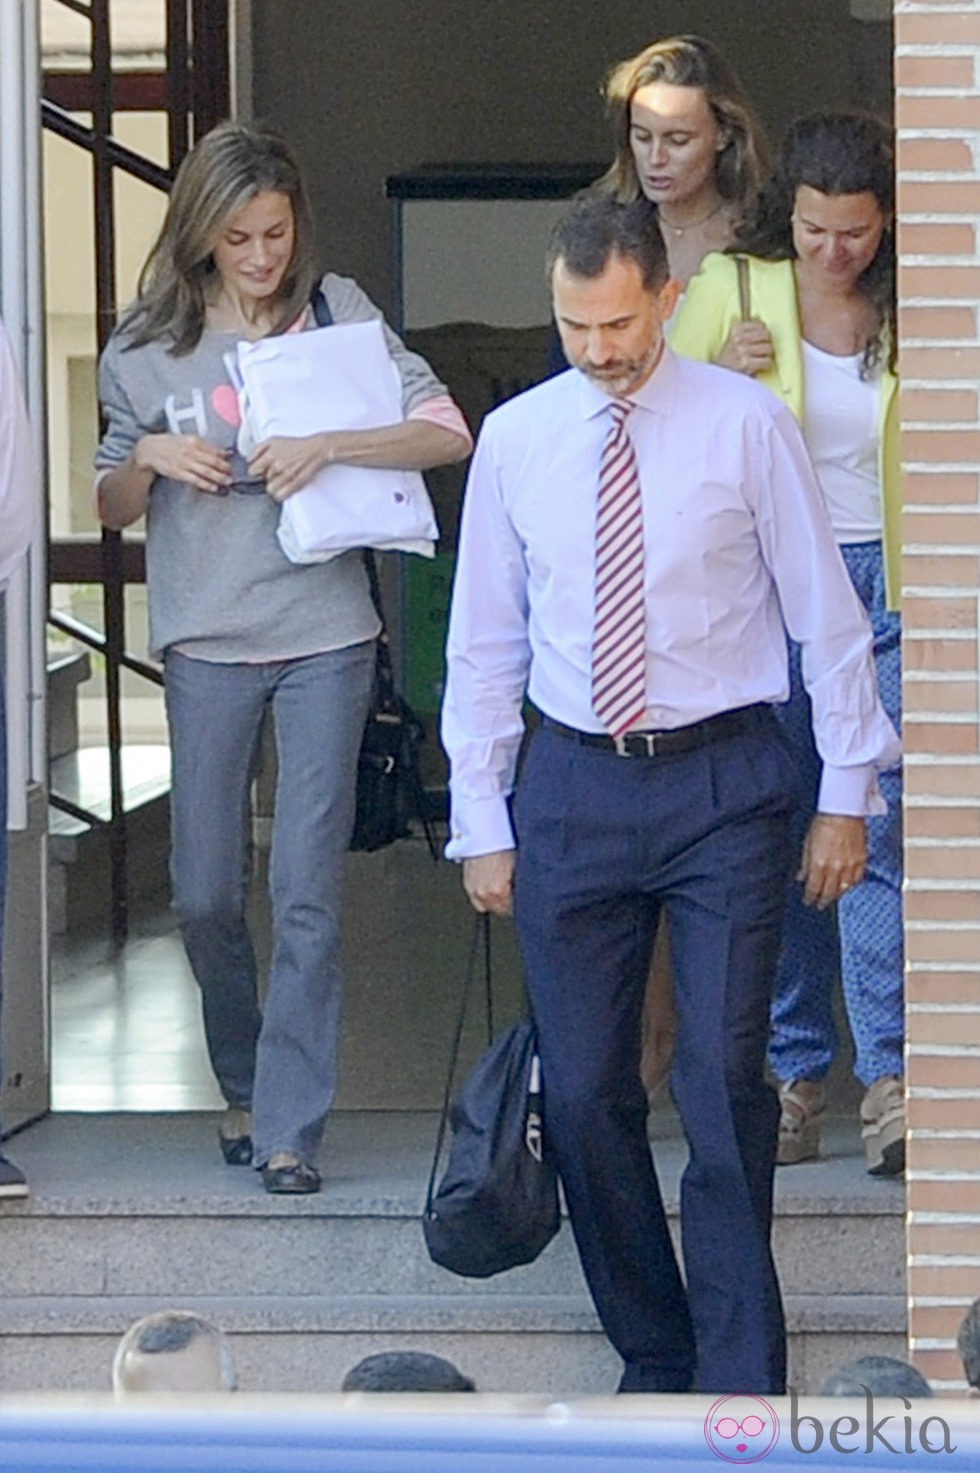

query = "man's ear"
[[657, 277, 683, 321]]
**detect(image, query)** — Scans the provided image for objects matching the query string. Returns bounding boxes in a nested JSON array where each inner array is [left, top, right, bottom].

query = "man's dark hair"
[[821, 1354, 932, 1399], [957, 1298, 980, 1389], [547, 195, 668, 291], [341, 1351, 476, 1393]]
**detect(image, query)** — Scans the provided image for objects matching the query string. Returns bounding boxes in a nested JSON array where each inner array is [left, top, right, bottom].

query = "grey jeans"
[[164, 641, 375, 1166]]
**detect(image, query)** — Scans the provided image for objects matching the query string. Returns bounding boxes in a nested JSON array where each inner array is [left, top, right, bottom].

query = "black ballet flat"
[[261, 1158, 321, 1194], [219, 1132, 253, 1166]]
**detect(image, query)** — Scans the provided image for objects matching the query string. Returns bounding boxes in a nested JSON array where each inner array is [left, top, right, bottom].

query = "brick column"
[[897, 0, 980, 1393]]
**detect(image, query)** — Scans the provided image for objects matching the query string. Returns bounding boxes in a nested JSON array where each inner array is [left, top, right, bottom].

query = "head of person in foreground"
[[111, 1309, 238, 1394], [820, 1354, 932, 1399], [341, 1350, 476, 1393], [548, 195, 679, 400]]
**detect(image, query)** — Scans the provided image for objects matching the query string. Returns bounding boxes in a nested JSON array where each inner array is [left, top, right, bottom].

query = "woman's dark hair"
[[736, 111, 895, 375], [121, 121, 317, 355], [598, 34, 770, 228]]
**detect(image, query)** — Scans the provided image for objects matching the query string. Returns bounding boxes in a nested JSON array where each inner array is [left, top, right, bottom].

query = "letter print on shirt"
[[164, 388, 208, 437]]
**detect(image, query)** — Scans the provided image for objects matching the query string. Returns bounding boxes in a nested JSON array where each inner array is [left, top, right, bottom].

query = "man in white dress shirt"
[[441, 196, 900, 1396]]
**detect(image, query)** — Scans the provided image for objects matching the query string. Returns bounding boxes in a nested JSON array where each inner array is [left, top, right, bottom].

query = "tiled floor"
[[50, 839, 531, 1115], [49, 836, 864, 1120], [51, 906, 223, 1112]]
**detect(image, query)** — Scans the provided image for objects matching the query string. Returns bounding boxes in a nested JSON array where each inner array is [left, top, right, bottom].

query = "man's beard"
[[576, 340, 661, 396]]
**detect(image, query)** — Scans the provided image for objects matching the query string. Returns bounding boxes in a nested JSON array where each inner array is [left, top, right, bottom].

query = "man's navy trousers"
[[512, 708, 797, 1394]]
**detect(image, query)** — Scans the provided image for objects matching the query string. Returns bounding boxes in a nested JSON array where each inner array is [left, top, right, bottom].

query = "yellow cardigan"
[[671, 253, 901, 610]]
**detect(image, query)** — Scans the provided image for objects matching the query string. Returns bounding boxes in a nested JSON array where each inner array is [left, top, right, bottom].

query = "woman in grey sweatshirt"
[[96, 121, 470, 1194]]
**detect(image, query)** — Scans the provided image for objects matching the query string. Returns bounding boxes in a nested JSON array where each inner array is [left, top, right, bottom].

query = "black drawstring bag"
[[423, 916, 561, 1278]]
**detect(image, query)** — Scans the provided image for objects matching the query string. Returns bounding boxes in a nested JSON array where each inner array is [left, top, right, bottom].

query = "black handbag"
[[423, 917, 561, 1278], [350, 550, 437, 858], [310, 290, 436, 858]]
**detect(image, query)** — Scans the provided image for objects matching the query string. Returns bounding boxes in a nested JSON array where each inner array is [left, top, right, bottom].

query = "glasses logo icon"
[[716, 1414, 768, 1442], [704, 1396, 780, 1464]]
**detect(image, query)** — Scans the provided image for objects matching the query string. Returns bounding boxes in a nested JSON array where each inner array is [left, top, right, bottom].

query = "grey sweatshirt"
[[96, 273, 448, 662]]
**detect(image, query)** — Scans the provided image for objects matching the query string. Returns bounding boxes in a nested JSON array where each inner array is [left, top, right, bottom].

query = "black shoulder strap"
[[425, 915, 493, 1214], [364, 549, 395, 693], [310, 285, 333, 327]]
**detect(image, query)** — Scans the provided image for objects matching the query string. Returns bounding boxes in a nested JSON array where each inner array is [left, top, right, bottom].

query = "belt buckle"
[[614, 731, 659, 757]]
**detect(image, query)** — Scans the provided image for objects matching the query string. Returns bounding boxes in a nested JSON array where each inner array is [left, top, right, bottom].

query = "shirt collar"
[[577, 342, 681, 422]]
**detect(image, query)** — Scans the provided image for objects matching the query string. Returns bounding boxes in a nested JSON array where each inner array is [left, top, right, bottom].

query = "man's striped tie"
[[591, 398, 647, 736]]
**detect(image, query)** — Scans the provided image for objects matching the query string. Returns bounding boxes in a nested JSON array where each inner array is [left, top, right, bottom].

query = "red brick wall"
[[897, 0, 980, 1393]]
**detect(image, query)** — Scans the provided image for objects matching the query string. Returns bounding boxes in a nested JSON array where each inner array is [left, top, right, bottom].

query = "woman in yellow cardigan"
[[672, 112, 903, 1176]]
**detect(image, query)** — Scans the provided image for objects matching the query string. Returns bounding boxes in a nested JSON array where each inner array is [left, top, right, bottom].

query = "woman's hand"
[[252, 419, 471, 501], [135, 433, 232, 494], [716, 319, 775, 376], [250, 434, 331, 502]]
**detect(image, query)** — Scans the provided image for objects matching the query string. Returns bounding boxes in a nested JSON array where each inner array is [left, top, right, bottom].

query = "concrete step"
[[0, 1113, 903, 1302], [0, 1111, 906, 1395], [0, 1193, 903, 1302], [0, 1293, 905, 1397]]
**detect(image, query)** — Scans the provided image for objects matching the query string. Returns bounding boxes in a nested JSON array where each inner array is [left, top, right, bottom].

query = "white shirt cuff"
[[817, 762, 887, 818], [445, 796, 516, 862]]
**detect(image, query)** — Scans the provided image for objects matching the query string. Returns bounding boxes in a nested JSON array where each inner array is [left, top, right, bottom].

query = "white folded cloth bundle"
[[237, 318, 438, 562]]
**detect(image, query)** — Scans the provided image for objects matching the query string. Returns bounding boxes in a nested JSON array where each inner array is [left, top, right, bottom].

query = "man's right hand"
[[462, 851, 516, 917]]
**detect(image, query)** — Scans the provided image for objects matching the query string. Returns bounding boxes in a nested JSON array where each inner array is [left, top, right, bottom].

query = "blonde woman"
[[594, 35, 770, 1092], [599, 33, 769, 289]]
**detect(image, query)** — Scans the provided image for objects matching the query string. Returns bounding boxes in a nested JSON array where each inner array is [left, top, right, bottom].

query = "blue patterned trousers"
[[767, 540, 903, 1088]]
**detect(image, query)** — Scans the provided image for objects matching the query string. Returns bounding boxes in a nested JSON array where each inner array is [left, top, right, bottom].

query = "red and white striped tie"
[[591, 398, 647, 736]]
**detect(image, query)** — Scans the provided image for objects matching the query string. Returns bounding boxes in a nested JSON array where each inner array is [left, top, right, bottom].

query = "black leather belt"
[[543, 704, 769, 758]]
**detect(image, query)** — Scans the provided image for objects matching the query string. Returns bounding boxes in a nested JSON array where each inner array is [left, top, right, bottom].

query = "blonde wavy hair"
[[121, 121, 317, 355], [598, 35, 770, 226]]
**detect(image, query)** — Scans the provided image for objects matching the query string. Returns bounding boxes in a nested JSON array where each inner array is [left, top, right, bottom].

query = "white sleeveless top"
[[802, 338, 882, 543]]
